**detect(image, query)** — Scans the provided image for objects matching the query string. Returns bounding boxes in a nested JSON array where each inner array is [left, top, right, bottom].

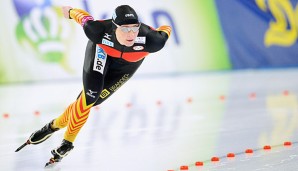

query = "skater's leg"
[[45, 90, 94, 166], [63, 89, 95, 142], [52, 101, 75, 129]]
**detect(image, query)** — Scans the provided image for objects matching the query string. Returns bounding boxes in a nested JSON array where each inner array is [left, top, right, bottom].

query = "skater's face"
[[114, 21, 140, 47]]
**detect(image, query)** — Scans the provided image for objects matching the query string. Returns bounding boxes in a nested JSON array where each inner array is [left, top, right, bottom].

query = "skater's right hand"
[[62, 6, 73, 19]]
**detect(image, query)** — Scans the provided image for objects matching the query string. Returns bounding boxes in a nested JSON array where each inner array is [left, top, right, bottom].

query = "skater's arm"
[[62, 6, 105, 43], [146, 25, 172, 53]]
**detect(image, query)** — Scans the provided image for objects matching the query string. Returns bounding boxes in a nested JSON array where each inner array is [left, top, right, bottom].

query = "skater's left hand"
[[62, 6, 73, 19]]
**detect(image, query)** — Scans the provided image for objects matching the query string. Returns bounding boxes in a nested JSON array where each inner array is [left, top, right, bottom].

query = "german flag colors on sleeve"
[[69, 8, 94, 26], [156, 25, 172, 37]]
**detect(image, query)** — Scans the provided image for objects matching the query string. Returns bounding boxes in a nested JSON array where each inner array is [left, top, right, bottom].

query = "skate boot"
[[45, 139, 74, 168], [15, 120, 59, 152]]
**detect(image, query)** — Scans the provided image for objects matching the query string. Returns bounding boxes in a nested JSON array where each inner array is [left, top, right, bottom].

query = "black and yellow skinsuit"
[[52, 8, 172, 143], [15, 6, 171, 166]]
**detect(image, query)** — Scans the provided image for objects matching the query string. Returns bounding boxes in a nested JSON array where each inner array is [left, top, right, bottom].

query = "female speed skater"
[[15, 4, 171, 167]]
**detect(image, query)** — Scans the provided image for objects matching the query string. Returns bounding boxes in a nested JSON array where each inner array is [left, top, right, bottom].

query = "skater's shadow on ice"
[[44, 165, 61, 171]]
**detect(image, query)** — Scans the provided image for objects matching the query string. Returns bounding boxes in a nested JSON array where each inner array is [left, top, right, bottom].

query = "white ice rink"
[[1, 68, 298, 171]]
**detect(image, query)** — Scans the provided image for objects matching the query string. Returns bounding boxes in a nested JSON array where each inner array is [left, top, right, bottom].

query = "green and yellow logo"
[[15, 6, 75, 71]]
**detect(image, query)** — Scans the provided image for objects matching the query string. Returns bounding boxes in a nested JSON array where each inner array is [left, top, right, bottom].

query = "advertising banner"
[[215, 0, 298, 69], [0, 0, 230, 83]]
